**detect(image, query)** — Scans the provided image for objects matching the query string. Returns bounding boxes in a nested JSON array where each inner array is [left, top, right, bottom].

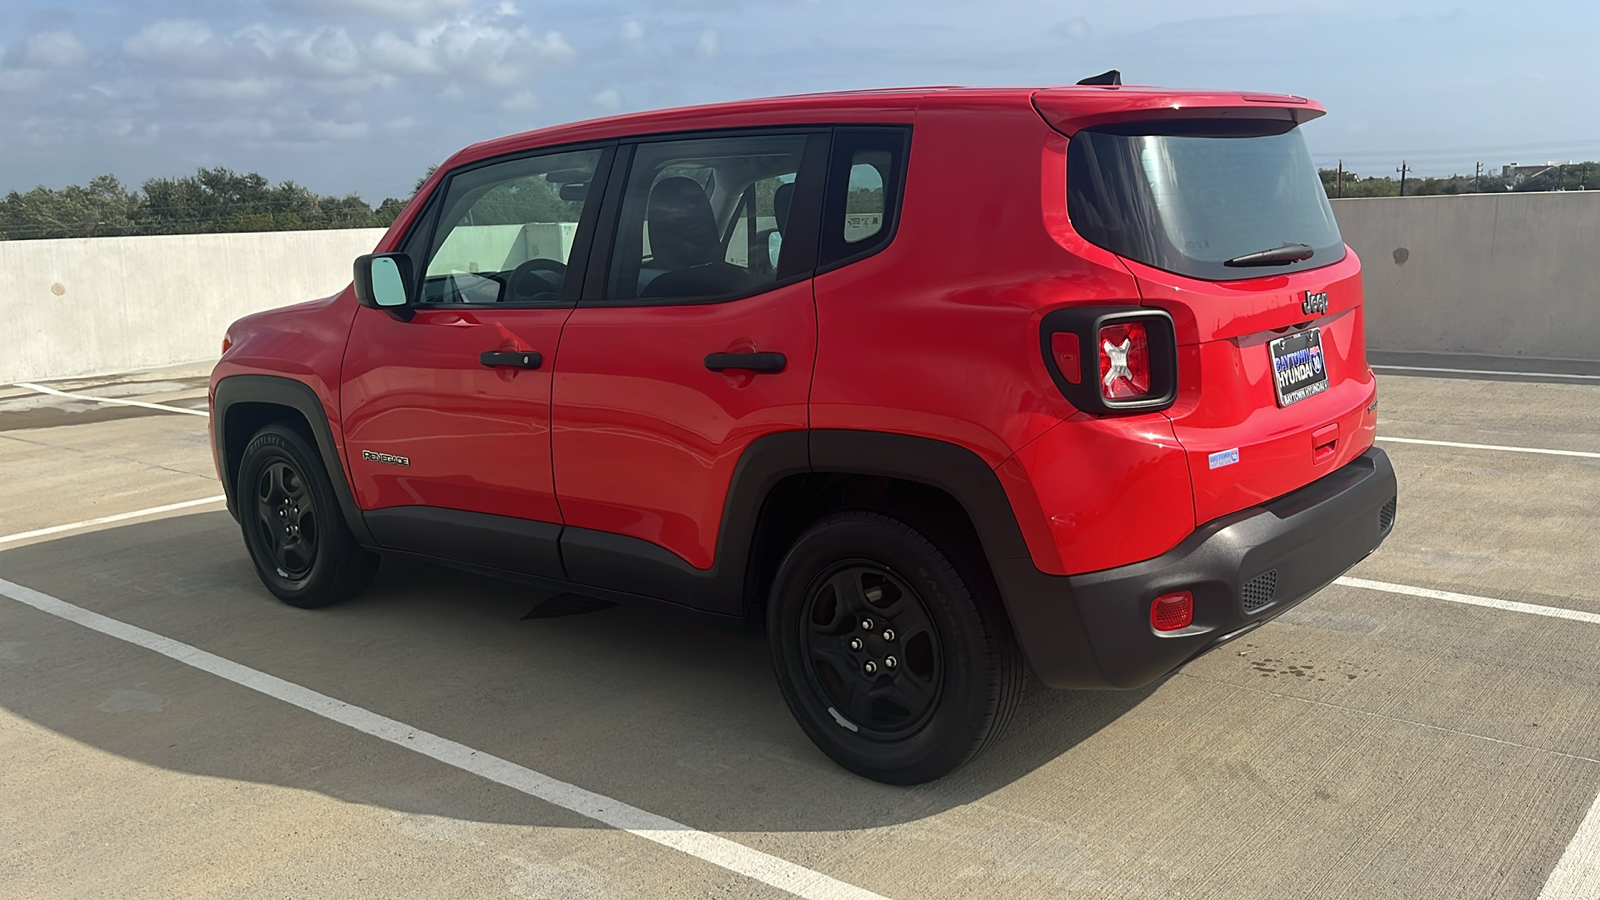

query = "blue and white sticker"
[[1208, 448, 1241, 470]]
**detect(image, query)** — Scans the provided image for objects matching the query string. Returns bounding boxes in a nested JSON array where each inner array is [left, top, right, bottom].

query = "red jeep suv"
[[211, 83, 1396, 784]]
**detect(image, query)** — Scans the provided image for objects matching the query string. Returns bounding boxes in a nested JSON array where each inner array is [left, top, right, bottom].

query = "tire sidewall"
[[237, 425, 349, 607], [768, 513, 999, 783]]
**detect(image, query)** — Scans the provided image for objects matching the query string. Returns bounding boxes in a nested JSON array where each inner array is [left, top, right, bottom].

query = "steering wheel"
[[506, 258, 568, 303]]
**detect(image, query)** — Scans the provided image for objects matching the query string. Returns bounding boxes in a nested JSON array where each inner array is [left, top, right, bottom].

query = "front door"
[[341, 145, 610, 549]]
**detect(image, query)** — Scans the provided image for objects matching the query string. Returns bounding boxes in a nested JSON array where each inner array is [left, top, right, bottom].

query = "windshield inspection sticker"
[[1209, 448, 1241, 470]]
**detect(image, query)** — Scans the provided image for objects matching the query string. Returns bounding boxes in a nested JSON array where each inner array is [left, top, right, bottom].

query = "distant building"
[[1501, 162, 1570, 186]]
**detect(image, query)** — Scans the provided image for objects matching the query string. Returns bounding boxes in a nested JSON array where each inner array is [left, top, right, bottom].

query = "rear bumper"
[[995, 447, 1397, 689]]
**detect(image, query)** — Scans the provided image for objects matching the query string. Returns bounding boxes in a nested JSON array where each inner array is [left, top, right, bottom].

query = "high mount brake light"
[[1039, 307, 1177, 414]]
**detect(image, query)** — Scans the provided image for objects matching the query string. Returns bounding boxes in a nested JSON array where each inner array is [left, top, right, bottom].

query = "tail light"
[[1041, 307, 1177, 413]]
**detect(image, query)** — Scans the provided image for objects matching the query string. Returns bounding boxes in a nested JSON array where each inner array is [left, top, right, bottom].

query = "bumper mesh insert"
[[1379, 497, 1397, 533], [1242, 569, 1279, 614]]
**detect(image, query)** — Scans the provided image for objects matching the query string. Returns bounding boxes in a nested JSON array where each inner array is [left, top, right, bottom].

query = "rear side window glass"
[[1067, 122, 1345, 282], [820, 128, 909, 268], [420, 148, 603, 305], [844, 153, 888, 243], [604, 133, 812, 303]]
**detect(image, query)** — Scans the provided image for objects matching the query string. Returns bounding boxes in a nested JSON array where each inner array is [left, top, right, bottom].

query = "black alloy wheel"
[[769, 511, 1024, 784], [801, 563, 943, 739], [237, 423, 378, 608], [253, 459, 318, 581]]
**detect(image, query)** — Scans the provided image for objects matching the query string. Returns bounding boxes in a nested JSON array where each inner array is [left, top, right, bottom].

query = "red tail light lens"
[[1098, 322, 1150, 400], [1150, 591, 1194, 631], [1039, 307, 1175, 414], [1050, 332, 1082, 384]]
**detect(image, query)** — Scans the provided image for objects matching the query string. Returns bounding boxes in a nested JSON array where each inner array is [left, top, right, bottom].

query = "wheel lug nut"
[[860, 618, 875, 631], [863, 661, 878, 675], [885, 655, 898, 669], [882, 629, 895, 641], [848, 638, 863, 652]]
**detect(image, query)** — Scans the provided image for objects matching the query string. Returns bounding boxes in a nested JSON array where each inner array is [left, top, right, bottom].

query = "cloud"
[[292, 27, 364, 76], [590, 88, 620, 110], [500, 89, 540, 111], [23, 31, 91, 69], [123, 20, 226, 65], [173, 77, 284, 101], [370, 15, 576, 85], [619, 20, 645, 46], [274, 0, 474, 25], [1052, 17, 1093, 41], [696, 29, 719, 58]]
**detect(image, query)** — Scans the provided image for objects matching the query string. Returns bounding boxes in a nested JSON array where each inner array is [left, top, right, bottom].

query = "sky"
[[2, 0, 1598, 203]]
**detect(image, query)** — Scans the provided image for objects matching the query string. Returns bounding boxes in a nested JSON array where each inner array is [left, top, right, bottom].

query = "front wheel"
[[236, 423, 378, 608], [767, 511, 1023, 784]]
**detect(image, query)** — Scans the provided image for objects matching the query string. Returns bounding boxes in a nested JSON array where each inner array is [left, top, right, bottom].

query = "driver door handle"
[[480, 350, 542, 369], [704, 352, 786, 373]]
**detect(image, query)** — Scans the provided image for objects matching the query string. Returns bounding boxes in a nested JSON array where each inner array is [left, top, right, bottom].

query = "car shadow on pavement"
[[0, 510, 1156, 835]]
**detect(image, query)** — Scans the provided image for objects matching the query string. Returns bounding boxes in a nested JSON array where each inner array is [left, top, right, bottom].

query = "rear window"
[[1067, 121, 1344, 282]]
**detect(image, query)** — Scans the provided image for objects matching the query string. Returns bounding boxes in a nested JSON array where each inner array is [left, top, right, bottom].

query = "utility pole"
[[1337, 160, 1344, 199], [1397, 160, 1409, 197], [1475, 162, 1482, 193]]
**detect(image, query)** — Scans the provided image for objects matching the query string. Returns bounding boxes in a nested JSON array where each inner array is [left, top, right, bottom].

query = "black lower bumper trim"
[[1003, 447, 1397, 689]]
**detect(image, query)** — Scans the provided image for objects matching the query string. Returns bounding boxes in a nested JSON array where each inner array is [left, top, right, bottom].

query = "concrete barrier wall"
[[1330, 193, 1600, 360], [1, 229, 386, 383], [5, 193, 1600, 383]]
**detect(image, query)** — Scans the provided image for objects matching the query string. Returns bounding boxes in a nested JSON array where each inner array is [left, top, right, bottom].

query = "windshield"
[[1067, 121, 1344, 282]]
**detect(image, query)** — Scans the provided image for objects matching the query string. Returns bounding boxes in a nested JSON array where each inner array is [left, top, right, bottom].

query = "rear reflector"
[[1050, 332, 1082, 384], [1099, 322, 1151, 400], [1150, 591, 1194, 631]]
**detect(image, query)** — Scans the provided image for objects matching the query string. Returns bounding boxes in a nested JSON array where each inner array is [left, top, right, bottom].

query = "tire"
[[767, 511, 1024, 784], [236, 423, 378, 609]]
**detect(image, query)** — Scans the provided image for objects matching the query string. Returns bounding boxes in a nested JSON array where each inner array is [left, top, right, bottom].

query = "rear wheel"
[[237, 423, 377, 608], [768, 511, 1022, 784]]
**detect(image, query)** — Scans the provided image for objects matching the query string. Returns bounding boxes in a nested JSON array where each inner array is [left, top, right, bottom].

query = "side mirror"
[[354, 253, 415, 320]]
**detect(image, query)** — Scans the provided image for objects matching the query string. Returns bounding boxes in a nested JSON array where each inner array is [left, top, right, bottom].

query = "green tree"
[[0, 175, 140, 240]]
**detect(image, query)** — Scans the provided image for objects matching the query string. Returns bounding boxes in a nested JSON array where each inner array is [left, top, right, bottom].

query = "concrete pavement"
[[1, 365, 1597, 899]]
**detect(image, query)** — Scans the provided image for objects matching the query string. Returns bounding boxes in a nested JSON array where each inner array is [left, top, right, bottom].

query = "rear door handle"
[[480, 350, 542, 369], [704, 352, 786, 373]]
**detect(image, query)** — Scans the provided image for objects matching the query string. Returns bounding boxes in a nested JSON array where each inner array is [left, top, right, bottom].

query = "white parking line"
[[1336, 575, 1600, 899], [16, 382, 210, 418], [1373, 364, 1600, 381], [1335, 576, 1600, 626], [0, 576, 890, 900], [0, 496, 229, 548], [1377, 436, 1600, 460], [1541, 798, 1600, 900]]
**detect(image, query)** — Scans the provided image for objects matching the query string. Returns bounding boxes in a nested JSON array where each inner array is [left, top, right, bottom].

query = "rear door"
[[1064, 118, 1378, 523], [550, 130, 827, 594], [340, 144, 611, 568]]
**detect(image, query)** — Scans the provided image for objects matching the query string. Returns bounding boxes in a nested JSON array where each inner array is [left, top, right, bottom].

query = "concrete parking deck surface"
[[1, 365, 1598, 899]]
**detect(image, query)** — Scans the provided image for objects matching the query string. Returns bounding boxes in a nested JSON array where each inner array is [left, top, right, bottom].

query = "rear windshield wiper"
[[1223, 243, 1315, 268]]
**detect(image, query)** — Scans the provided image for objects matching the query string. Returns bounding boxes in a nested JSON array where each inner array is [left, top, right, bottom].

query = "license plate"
[[1269, 328, 1329, 407]]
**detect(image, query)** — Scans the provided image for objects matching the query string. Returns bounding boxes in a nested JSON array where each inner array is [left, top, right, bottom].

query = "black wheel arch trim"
[[212, 374, 376, 547], [564, 428, 1104, 686]]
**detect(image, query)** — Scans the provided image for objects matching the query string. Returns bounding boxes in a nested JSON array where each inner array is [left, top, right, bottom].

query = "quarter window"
[[419, 148, 604, 305], [820, 127, 909, 268]]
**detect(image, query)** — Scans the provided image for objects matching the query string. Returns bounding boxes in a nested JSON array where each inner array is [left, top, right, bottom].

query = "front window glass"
[[1067, 123, 1344, 282], [421, 148, 602, 304]]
